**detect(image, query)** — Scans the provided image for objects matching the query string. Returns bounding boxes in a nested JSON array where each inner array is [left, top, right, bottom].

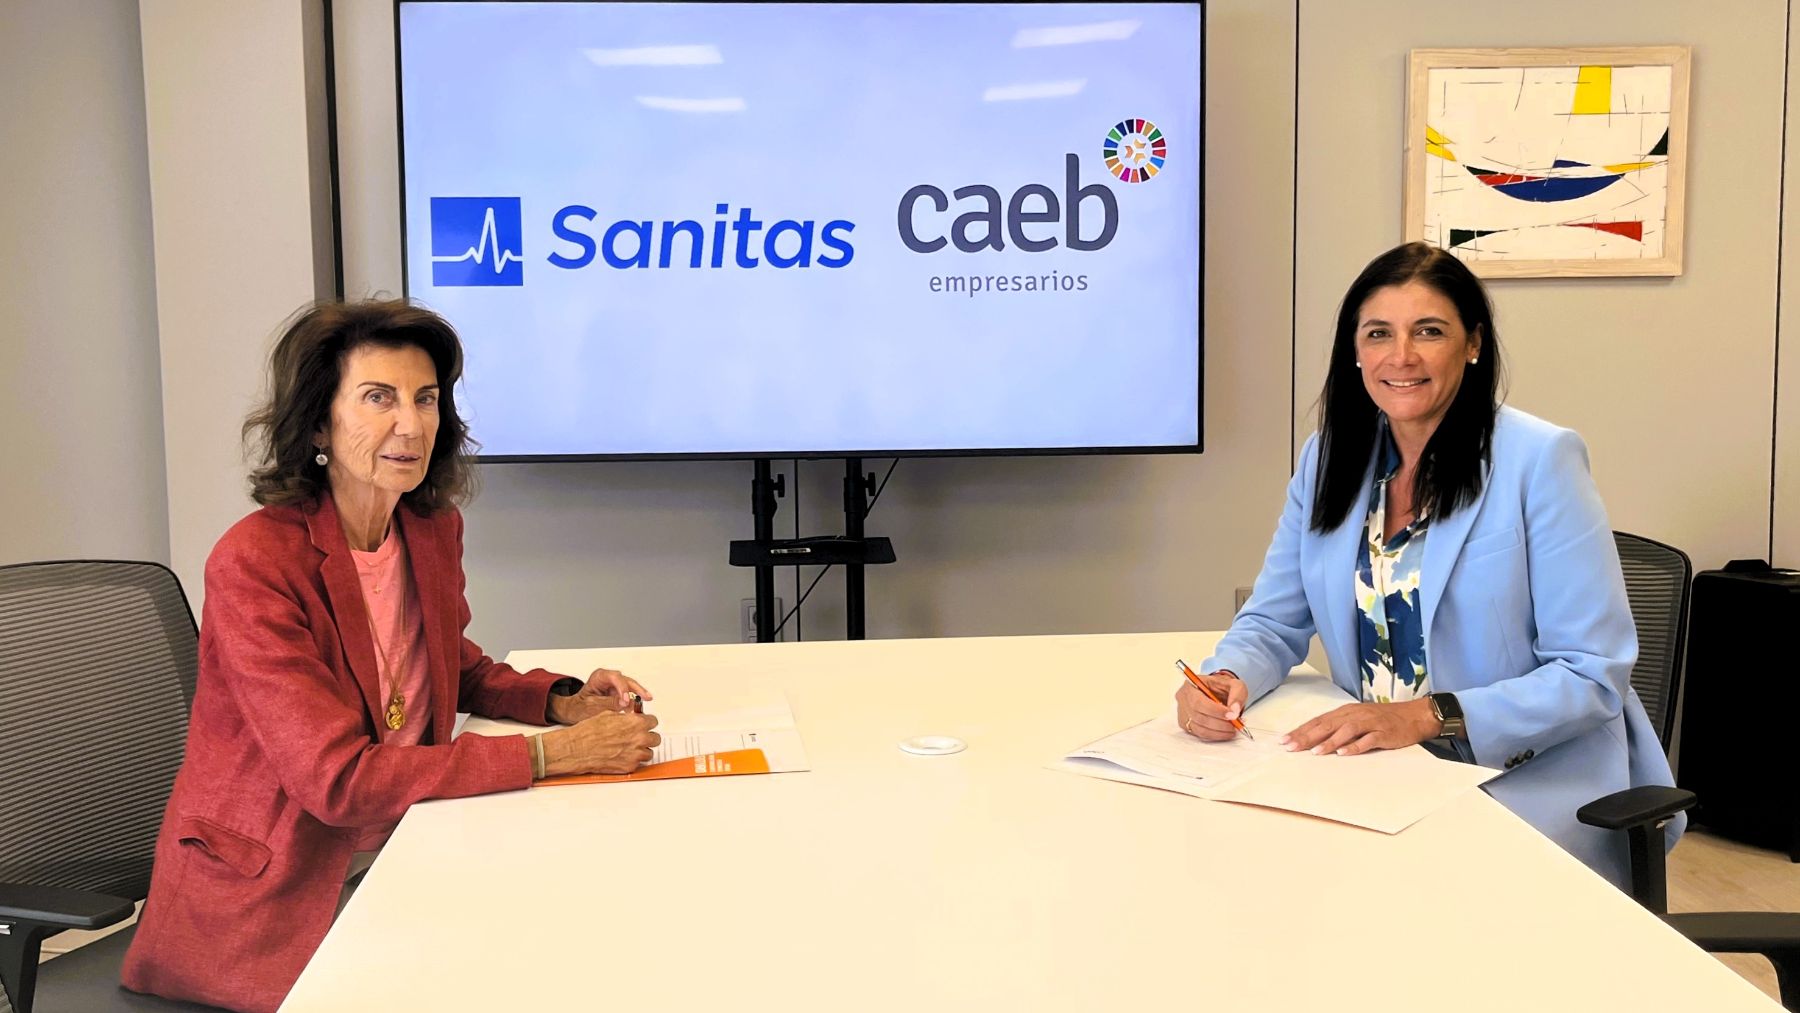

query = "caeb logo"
[[896, 118, 1167, 254], [897, 154, 1117, 254], [430, 197, 524, 286]]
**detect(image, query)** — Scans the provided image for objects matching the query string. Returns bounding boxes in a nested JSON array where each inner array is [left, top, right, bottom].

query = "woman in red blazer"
[[121, 301, 662, 1012]]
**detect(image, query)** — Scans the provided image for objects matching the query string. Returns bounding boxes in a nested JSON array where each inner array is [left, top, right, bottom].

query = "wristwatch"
[[1429, 692, 1465, 739]]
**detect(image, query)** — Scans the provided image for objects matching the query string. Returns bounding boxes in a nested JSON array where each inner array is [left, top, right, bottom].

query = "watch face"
[[1431, 693, 1464, 737]]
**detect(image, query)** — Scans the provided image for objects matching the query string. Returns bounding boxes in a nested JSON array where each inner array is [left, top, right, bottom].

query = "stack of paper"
[[1053, 680, 1498, 833]]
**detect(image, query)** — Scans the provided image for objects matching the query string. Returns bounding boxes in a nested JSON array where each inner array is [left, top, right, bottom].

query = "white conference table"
[[282, 632, 1780, 1011]]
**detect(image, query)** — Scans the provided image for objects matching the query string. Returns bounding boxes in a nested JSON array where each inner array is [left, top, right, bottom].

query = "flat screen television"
[[397, 1, 1203, 460]]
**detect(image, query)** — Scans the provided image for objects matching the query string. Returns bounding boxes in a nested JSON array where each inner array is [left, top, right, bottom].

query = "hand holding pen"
[[1174, 659, 1254, 742], [549, 668, 654, 726]]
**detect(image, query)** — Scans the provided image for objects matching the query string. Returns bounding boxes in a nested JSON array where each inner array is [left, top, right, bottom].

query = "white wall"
[[138, 0, 337, 603], [1, 0, 169, 567], [1293, 1, 1787, 574]]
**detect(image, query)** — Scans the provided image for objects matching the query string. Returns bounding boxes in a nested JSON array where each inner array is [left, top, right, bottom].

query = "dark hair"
[[243, 299, 478, 513], [1310, 242, 1503, 533]]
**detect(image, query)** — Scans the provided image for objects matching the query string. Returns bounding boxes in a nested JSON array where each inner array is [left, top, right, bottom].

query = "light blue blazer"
[[1202, 406, 1682, 888]]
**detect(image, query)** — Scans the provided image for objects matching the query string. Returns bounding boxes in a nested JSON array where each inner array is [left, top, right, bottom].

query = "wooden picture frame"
[[1405, 46, 1691, 278]]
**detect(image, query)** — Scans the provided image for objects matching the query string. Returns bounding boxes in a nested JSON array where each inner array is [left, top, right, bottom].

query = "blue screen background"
[[400, 2, 1202, 456]]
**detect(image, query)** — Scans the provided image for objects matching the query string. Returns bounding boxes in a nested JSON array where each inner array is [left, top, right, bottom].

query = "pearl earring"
[[1355, 361, 1362, 368], [315, 450, 329, 466], [1469, 357, 1478, 365]]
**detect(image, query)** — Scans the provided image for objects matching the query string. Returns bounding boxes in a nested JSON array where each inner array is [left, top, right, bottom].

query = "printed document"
[[1054, 677, 1498, 833], [458, 689, 809, 783]]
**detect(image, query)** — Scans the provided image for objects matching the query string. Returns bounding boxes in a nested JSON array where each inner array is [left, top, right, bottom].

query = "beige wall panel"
[[1294, 1, 1782, 572], [1, 0, 169, 566], [140, 0, 334, 606], [1777, 0, 1800, 569], [333, 0, 404, 298]]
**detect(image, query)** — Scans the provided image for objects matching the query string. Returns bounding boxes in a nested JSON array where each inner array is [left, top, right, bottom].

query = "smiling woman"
[[1176, 242, 1684, 894], [118, 300, 665, 1012]]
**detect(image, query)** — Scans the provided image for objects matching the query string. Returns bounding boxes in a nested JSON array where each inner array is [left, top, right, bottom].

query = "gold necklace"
[[364, 570, 409, 732]]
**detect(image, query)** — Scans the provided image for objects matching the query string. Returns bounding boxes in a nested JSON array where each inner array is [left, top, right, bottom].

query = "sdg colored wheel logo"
[[1103, 119, 1167, 183]]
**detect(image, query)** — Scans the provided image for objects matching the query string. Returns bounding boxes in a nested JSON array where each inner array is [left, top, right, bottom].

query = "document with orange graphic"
[[458, 694, 809, 785], [535, 747, 774, 786]]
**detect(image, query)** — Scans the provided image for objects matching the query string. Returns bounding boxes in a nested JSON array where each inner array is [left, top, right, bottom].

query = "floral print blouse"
[[1356, 420, 1430, 704]]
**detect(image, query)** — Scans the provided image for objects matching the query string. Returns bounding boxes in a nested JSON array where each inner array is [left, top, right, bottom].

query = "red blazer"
[[121, 496, 561, 1012]]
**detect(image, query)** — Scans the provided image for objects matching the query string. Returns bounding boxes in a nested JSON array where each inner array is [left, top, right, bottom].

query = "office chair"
[[1612, 531, 1689, 751], [1575, 533, 1800, 1010], [0, 561, 218, 1012]]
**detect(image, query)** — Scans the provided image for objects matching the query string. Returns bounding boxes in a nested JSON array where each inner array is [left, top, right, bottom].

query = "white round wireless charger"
[[898, 735, 967, 756]]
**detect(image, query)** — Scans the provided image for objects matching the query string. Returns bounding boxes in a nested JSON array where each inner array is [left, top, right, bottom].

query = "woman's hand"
[[540, 711, 662, 776], [1175, 669, 1249, 741], [547, 667, 654, 725], [1281, 699, 1440, 756]]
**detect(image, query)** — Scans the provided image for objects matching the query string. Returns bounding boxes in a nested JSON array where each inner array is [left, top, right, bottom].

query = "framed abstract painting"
[[1405, 46, 1690, 278]]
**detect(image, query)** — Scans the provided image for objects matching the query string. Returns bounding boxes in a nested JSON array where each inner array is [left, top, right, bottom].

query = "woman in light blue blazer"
[[1178, 242, 1682, 889]]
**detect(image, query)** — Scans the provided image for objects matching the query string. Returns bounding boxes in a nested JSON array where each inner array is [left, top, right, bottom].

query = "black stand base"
[[729, 459, 894, 642]]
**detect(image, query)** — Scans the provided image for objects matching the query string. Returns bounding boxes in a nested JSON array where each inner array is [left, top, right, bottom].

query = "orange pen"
[[1176, 659, 1254, 741]]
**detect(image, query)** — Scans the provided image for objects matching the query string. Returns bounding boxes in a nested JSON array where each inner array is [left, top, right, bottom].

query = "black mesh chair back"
[[1588, 537, 1800, 1009], [1612, 531, 1692, 752], [0, 561, 198, 1013]]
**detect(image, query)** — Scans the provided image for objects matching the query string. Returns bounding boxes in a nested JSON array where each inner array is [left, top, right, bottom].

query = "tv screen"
[[397, 1, 1203, 460]]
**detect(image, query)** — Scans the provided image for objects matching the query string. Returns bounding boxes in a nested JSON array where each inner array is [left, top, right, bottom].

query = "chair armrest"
[[1666, 912, 1800, 953], [1575, 785, 1696, 831], [1667, 912, 1800, 1010], [0, 882, 135, 931]]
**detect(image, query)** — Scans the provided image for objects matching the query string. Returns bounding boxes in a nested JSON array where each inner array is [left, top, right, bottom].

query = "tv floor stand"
[[728, 459, 896, 642]]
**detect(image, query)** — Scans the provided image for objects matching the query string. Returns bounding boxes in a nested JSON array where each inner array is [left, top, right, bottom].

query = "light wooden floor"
[[1668, 828, 1798, 1004]]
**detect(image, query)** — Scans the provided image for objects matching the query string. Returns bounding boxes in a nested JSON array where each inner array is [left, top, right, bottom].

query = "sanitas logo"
[[430, 197, 524, 286], [548, 205, 855, 270]]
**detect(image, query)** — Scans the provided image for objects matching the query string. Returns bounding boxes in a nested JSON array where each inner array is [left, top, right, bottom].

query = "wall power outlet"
[[741, 597, 785, 642]]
